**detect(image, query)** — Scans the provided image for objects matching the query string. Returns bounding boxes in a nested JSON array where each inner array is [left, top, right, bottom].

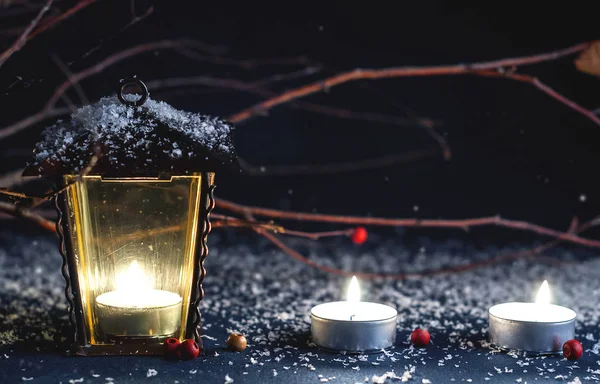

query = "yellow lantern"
[[23, 78, 237, 356]]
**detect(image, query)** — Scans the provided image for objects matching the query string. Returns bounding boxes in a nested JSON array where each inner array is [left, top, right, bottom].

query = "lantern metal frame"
[[23, 78, 237, 356], [53, 174, 215, 356]]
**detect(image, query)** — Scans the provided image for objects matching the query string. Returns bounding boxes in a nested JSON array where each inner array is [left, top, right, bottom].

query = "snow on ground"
[[1, 229, 599, 383]]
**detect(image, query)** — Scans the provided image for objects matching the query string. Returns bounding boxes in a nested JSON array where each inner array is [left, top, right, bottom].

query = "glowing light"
[[116, 260, 153, 293], [535, 280, 551, 305], [347, 276, 361, 303]]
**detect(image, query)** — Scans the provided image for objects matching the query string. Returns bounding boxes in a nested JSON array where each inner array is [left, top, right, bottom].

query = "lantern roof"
[[24, 78, 238, 177]]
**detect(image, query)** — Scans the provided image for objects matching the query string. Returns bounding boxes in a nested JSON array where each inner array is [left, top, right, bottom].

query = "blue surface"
[[1, 229, 600, 383]]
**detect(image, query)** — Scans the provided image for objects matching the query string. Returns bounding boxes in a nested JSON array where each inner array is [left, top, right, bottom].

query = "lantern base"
[[68, 336, 205, 357]]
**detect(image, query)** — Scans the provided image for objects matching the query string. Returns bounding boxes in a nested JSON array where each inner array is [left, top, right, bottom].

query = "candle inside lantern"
[[488, 280, 576, 354], [310, 276, 397, 353], [96, 260, 183, 338]]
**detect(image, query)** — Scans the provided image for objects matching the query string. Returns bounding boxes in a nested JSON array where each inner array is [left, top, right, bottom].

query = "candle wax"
[[311, 301, 397, 322], [96, 289, 182, 309], [489, 302, 576, 323]]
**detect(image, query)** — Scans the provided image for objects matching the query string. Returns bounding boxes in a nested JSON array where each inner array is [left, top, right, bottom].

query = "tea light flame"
[[116, 260, 153, 294], [347, 276, 360, 303], [535, 280, 551, 305]]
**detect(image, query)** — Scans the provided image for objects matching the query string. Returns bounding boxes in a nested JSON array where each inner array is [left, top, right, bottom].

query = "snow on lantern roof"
[[24, 79, 238, 177]]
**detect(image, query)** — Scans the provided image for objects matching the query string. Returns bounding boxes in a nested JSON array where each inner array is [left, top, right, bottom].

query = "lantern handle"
[[117, 76, 149, 106]]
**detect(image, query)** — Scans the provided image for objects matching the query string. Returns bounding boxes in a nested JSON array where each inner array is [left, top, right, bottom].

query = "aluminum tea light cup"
[[488, 280, 576, 354], [310, 276, 397, 353], [95, 260, 183, 338]]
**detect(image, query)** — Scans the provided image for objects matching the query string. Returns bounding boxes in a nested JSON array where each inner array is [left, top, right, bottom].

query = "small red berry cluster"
[[163, 338, 199, 360]]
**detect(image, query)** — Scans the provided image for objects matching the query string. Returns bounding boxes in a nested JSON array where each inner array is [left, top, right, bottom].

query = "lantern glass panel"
[[63, 174, 204, 345]]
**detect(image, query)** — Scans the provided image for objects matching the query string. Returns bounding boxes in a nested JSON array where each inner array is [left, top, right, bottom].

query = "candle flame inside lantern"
[[535, 280, 551, 305], [347, 276, 361, 303], [116, 260, 153, 294]]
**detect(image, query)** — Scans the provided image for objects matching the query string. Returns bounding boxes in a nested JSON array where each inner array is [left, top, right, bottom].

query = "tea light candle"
[[96, 260, 182, 337], [310, 276, 397, 353], [488, 280, 576, 354]]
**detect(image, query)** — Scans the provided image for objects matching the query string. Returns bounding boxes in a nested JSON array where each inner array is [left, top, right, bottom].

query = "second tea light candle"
[[310, 276, 397, 353], [488, 280, 576, 354]]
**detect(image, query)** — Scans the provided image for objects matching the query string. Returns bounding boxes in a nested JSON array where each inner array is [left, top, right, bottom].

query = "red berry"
[[178, 339, 200, 360], [352, 227, 368, 244], [411, 328, 430, 347], [563, 339, 583, 360], [163, 337, 180, 358]]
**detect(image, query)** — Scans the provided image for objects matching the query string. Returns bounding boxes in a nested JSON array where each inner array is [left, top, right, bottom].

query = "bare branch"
[[0, 201, 55, 232], [227, 42, 595, 126], [176, 47, 316, 70], [0, 0, 53, 69], [474, 70, 600, 126], [147, 75, 433, 129], [0, 39, 196, 141], [246, 210, 587, 279], [211, 213, 284, 232], [216, 197, 600, 249], [0, 168, 25, 188], [0, 193, 592, 280], [237, 147, 439, 176], [51, 54, 89, 106], [81, 5, 155, 59], [147, 75, 445, 170], [27, 0, 98, 41], [212, 213, 353, 239]]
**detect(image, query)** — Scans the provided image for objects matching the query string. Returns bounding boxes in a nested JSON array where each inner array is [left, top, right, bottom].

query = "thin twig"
[[147, 75, 432, 129], [81, 5, 155, 59], [0, 0, 53, 69], [0, 107, 69, 141], [242, 208, 348, 275], [280, 228, 353, 240], [176, 47, 315, 70], [474, 70, 600, 126], [147, 75, 443, 171], [27, 0, 97, 40], [0, 201, 55, 232], [216, 197, 600, 249], [237, 147, 439, 176], [250, 215, 588, 279], [241, 205, 562, 279], [0, 39, 194, 141], [0, 168, 25, 188], [211, 213, 284, 232], [212, 213, 353, 239], [227, 42, 594, 125], [51, 54, 89, 106], [0, 187, 32, 199]]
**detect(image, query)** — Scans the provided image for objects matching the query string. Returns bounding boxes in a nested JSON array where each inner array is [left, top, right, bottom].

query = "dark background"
[[1, 0, 600, 247], [2, 4, 600, 383]]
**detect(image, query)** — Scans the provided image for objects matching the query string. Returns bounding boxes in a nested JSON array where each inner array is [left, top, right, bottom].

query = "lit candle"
[[310, 276, 397, 353], [488, 280, 576, 354], [96, 260, 183, 338]]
